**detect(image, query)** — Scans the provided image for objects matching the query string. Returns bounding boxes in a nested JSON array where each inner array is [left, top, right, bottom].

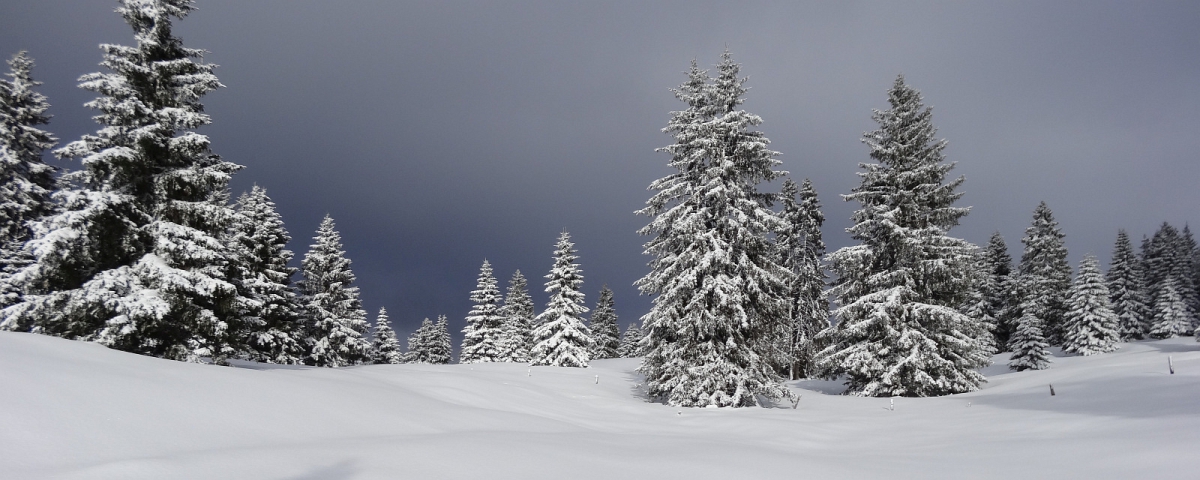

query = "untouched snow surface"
[[1, 331, 1198, 479]]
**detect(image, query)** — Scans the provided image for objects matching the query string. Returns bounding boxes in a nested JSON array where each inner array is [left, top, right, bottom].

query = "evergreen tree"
[[1061, 255, 1119, 355], [1016, 202, 1071, 345], [1149, 275, 1191, 338], [1178, 225, 1199, 328], [1107, 229, 1149, 340], [588, 285, 620, 360], [496, 270, 534, 362], [370, 307, 403, 364], [776, 178, 829, 379], [2, 1, 242, 363], [982, 232, 1016, 349], [530, 231, 592, 367], [960, 250, 998, 356], [298, 215, 370, 367], [618, 322, 645, 358], [816, 75, 989, 397], [1007, 307, 1051, 371], [226, 186, 303, 364], [405, 317, 435, 363], [460, 259, 504, 363], [435, 314, 453, 363], [405, 315, 452, 364], [0, 51, 57, 315], [1143, 223, 1197, 336], [636, 52, 792, 407]]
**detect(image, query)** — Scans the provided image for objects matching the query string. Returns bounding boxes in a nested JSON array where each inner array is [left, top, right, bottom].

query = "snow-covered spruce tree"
[[226, 186, 303, 364], [636, 52, 793, 407], [1008, 306, 1051, 371], [298, 215, 371, 367], [496, 270, 534, 362], [1016, 202, 1071, 345], [1150, 274, 1192, 338], [434, 314, 453, 363], [1142, 223, 1197, 336], [960, 250, 998, 356], [983, 232, 1016, 349], [0, 51, 58, 317], [776, 178, 829, 379], [1061, 255, 1119, 355], [530, 231, 592, 367], [1107, 229, 1149, 340], [404, 317, 434, 363], [2, 2, 243, 363], [370, 307, 403, 364], [588, 285, 620, 360], [460, 259, 505, 363], [405, 316, 452, 364], [618, 322, 644, 358], [1178, 225, 1199, 328], [816, 75, 989, 397]]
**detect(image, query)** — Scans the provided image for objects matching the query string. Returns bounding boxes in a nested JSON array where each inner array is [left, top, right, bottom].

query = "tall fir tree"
[[226, 186, 303, 364], [1007, 306, 1051, 371], [0, 51, 58, 314], [960, 249, 998, 356], [636, 52, 792, 407], [588, 285, 620, 360], [776, 178, 829, 379], [982, 232, 1016, 349], [435, 314, 453, 363], [1016, 202, 1071, 346], [1107, 229, 1149, 340], [496, 270, 534, 362], [1061, 255, 1120, 355], [1143, 223, 1196, 337], [2, 1, 243, 363], [530, 231, 592, 367], [1149, 274, 1191, 338], [405, 315, 452, 364], [370, 307, 403, 365], [1178, 225, 1199, 329], [618, 322, 645, 358], [460, 260, 505, 363], [816, 75, 989, 397], [298, 215, 371, 367]]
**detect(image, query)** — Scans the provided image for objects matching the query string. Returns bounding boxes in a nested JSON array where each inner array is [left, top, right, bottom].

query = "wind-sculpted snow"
[[1, 332, 1197, 479]]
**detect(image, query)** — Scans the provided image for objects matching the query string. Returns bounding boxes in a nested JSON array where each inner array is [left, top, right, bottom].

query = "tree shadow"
[[1141, 340, 1200, 354], [227, 359, 313, 371], [278, 460, 358, 480]]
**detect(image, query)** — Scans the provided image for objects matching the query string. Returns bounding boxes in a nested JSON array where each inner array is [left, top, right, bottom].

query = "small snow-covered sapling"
[[1168, 356, 1174, 374], [595, 375, 599, 384]]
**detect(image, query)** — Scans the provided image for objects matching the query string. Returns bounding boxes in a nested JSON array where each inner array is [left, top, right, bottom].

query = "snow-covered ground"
[[1, 331, 1197, 479]]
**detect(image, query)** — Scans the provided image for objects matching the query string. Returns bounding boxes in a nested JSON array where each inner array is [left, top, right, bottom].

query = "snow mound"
[[2, 332, 1198, 479]]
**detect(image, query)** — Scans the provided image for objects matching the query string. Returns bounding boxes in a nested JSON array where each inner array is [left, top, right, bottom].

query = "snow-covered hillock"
[[1, 332, 1198, 479]]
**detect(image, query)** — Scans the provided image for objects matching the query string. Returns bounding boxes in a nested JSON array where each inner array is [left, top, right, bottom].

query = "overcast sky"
[[2, 1, 1198, 340]]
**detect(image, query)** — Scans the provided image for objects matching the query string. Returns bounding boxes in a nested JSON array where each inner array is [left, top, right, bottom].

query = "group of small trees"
[[0, 1, 383, 368], [459, 232, 642, 367], [978, 211, 1199, 371]]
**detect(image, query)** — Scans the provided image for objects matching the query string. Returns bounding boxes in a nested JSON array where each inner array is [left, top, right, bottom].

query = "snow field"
[[2, 331, 1197, 479]]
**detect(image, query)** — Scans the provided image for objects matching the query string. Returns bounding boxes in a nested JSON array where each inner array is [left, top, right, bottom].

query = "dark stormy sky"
[[2, 1, 1198, 341]]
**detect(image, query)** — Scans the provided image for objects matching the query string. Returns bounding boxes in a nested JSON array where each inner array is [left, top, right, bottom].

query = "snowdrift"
[[2, 331, 1197, 479]]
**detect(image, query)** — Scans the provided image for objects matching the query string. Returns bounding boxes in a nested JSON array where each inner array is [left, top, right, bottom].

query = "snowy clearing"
[[2, 331, 1197, 479]]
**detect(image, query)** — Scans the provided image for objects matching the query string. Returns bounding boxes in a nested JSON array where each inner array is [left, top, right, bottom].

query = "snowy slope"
[[1, 331, 1197, 479]]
